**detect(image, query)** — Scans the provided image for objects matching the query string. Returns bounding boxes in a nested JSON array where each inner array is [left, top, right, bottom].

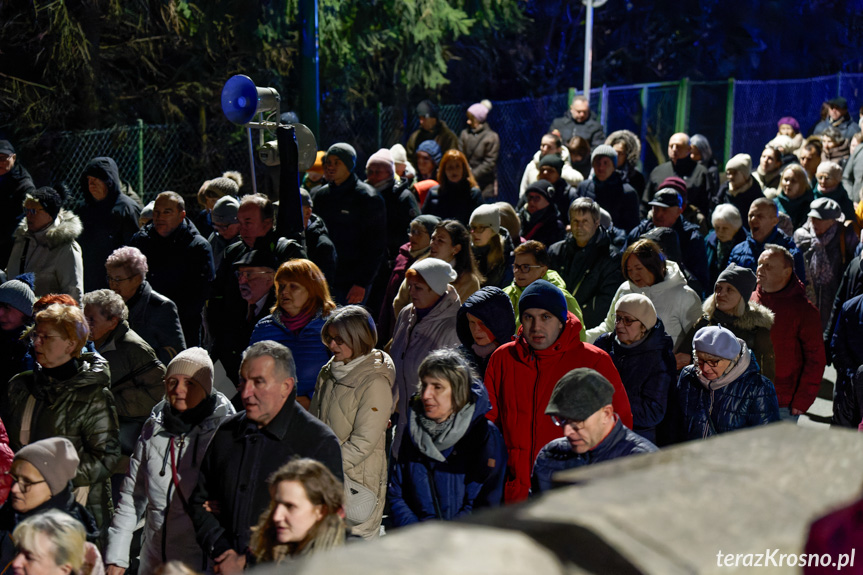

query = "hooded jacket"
[[388, 379, 506, 525], [129, 219, 215, 346], [678, 296, 776, 383], [391, 285, 461, 455], [6, 209, 84, 301], [751, 278, 826, 412], [6, 353, 121, 532], [484, 312, 632, 502], [77, 157, 141, 291], [250, 309, 332, 399], [672, 346, 780, 443], [531, 418, 657, 495], [503, 269, 584, 338], [548, 227, 623, 329], [575, 172, 641, 233], [459, 122, 500, 199], [126, 281, 186, 365], [594, 318, 676, 442], [455, 287, 516, 379], [105, 392, 235, 573], [586, 260, 703, 352], [519, 147, 584, 198], [310, 350, 395, 538]]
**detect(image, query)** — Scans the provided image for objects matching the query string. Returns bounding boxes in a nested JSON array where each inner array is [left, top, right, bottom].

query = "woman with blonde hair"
[[250, 258, 337, 408], [311, 306, 394, 539], [469, 204, 514, 288], [251, 459, 346, 565], [422, 149, 483, 226]]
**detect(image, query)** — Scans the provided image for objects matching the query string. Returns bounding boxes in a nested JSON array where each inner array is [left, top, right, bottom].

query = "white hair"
[[711, 204, 743, 230]]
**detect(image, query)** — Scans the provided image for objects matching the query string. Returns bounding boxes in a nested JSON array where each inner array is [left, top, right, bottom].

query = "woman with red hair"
[[421, 149, 483, 227]]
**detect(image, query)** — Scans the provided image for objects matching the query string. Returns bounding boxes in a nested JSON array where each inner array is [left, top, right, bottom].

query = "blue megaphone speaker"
[[221, 75, 281, 125]]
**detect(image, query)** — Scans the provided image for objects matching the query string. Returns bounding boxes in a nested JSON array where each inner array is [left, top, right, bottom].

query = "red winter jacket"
[[751, 277, 826, 412], [484, 312, 632, 502], [0, 419, 13, 506]]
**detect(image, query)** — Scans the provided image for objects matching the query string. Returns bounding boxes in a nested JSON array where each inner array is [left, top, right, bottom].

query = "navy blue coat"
[[705, 227, 747, 286], [574, 172, 641, 233], [830, 294, 863, 427], [455, 287, 516, 379], [531, 420, 657, 495], [388, 380, 506, 526], [728, 226, 806, 285], [672, 355, 780, 443], [594, 318, 676, 443]]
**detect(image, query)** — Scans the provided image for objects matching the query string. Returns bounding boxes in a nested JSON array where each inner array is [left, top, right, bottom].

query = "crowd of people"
[[0, 92, 861, 572]]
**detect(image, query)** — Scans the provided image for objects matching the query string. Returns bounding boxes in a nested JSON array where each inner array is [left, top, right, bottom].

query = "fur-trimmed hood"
[[15, 209, 83, 248], [701, 294, 774, 331]]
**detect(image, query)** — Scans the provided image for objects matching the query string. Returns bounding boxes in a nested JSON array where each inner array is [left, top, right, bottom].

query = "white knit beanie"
[[470, 204, 501, 233], [166, 347, 214, 395], [366, 148, 395, 174], [410, 258, 457, 296], [615, 293, 657, 330]]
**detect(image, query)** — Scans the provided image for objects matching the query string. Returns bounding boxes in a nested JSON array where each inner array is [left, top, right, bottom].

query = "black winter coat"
[[548, 111, 606, 148], [548, 228, 623, 329], [518, 205, 564, 249], [575, 173, 641, 233], [130, 219, 214, 346], [126, 281, 186, 365], [422, 180, 483, 228], [189, 396, 342, 559], [594, 318, 676, 443], [311, 174, 387, 290], [0, 162, 34, 266], [304, 213, 338, 284], [643, 157, 712, 217], [827, 256, 863, 348], [376, 178, 420, 260], [77, 157, 141, 291], [711, 179, 764, 228]]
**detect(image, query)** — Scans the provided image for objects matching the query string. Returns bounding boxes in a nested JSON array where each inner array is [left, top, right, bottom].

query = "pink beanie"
[[467, 100, 492, 124], [366, 148, 394, 174]]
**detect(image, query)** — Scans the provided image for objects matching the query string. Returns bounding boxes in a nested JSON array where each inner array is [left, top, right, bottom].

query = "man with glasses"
[[531, 368, 657, 495], [212, 250, 278, 392], [0, 437, 98, 568], [503, 240, 584, 336], [6, 187, 83, 302], [484, 279, 632, 503], [0, 140, 35, 267]]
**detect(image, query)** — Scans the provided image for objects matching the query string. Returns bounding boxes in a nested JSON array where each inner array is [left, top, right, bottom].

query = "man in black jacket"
[[0, 141, 35, 267], [549, 96, 606, 148], [311, 143, 387, 305], [643, 133, 712, 217], [129, 192, 214, 346], [548, 198, 623, 328], [299, 189, 337, 283], [189, 341, 342, 573]]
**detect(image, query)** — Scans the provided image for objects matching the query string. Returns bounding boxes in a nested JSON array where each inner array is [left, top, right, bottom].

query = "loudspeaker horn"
[[221, 75, 281, 125]]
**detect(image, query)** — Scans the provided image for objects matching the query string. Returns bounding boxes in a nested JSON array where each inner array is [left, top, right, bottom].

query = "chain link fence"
[[21, 72, 863, 211]]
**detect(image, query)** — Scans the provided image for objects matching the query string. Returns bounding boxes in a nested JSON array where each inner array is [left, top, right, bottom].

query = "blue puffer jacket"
[[728, 226, 807, 285], [672, 350, 780, 443], [249, 310, 331, 399], [593, 318, 676, 443], [531, 419, 657, 495], [388, 380, 506, 526], [455, 287, 516, 379]]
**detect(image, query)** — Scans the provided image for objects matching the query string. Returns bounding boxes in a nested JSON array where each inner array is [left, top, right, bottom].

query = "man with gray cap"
[[531, 368, 657, 495], [574, 144, 640, 233], [0, 437, 99, 566], [311, 143, 387, 304], [208, 195, 241, 269]]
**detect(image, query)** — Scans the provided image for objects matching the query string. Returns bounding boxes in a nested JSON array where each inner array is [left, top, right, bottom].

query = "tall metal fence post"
[[137, 119, 144, 199], [639, 86, 649, 170], [600, 84, 608, 130], [675, 77, 690, 133], [724, 78, 735, 166], [377, 102, 383, 149], [568, 87, 576, 104], [837, 71, 842, 97]]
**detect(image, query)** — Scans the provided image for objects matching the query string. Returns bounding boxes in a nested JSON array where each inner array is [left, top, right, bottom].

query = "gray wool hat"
[[166, 347, 214, 395], [716, 263, 757, 303], [325, 143, 357, 172], [807, 197, 842, 221], [211, 196, 240, 225], [469, 204, 501, 234], [545, 368, 615, 421], [0, 279, 36, 318], [591, 144, 618, 164], [15, 437, 80, 496]]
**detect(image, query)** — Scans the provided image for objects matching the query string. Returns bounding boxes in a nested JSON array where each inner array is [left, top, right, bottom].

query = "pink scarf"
[[280, 308, 314, 333]]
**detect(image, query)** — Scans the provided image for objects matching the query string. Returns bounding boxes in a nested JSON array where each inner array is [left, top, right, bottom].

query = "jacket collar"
[[236, 393, 297, 441]]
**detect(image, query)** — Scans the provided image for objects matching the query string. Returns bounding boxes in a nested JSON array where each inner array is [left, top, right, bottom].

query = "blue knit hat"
[[518, 279, 567, 325], [416, 140, 442, 165], [693, 326, 741, 360]]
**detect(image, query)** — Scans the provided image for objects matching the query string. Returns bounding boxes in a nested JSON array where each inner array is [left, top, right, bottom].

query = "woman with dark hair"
[[422, 149, 483, 226], [586, 239, 702, 352], [311, 306, 394, 539], [388, 349, 506, 525], [392, 220, 481, 319], [566, 136, 592, 180], [251, 459, 346, 566], [606, 130, 645, 193], [250, 258, 336, 408], [469, 204, 514, 289]]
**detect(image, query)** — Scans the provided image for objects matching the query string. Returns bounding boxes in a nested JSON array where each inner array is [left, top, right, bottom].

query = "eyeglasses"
[[551, 415, 587, 430], [696, 356, 723, 368], [614, 315, 639, 327], [106, 275, 136, 284], [4, 473, 46, 493], [29, 332, 64, 344], [512, 264, 544, 274], [235, 270, 274, 281], [328, 334, 347, 346], [23, 207, 44, 216], [469, 225, 489, 233]]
